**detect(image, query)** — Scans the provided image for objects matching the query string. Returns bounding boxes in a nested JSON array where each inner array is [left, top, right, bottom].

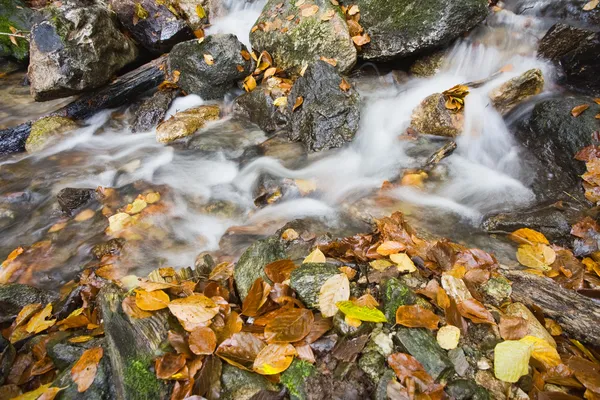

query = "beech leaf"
[[303, 248, 326, 264], [135, 289, 170, 311], [264, 308, 314, 343], [189, 327, 217, 355], [253, 343, 296, 375], [216, 332, 266, 370], [168, 294, 220, 331], [318, 273, 350, 317], [395, 305, 440, 330], [437, 325, 460, 350], [494, 340, 533, 383], [336, 301, 387, 322], [71, 347, 103, 392]]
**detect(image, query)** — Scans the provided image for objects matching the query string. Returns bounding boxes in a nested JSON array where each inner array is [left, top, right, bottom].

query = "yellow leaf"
[[26, 303, 56, 334], [293, 96, 304, 112], [494, 340, 533, 383], [318, 273, 350, 317], [11, 384, 54, 400], [321, 9, 335, 21], [369, 259, 393, 271], [509, 228, 549, 245], [273, 96, 288, 107], [584, 0, 599, 10], [243, 75, 257, 92], [145, 192, 161, 204], [204, 54, 214, 65], [107, 212, 132, 234], [195, 4, 206, 18], [516, 243, 556, 271], [168, 294, 220, 331], [253, 343, 296, 375], [134, 3, 149, 19], [519, 336, 561, 369], [125, 198, 147, 215], [437, 325, 461, 350], [336, 301, 387, 322], [389, 253, 417, 273], [135, 289, 170, 311], [74, 209, 95, 222], [303, 248, 326, 264], [294, 178, 316, 195]]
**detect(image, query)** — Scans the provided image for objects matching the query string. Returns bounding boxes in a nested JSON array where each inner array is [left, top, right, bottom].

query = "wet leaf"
[[292, 96, 304, 111], [390, 253, 417, 273], [208, 262, 234, 281], [125, 198, 147, 215], [584, 0, 599, 10], [122, 296, 153, 319], [369, 259, 393, 271], [107, 212, 132, 234], [281, 228, 299, 241], [387, 352, 434, 390], [377, 241, 406, 256], [155, 353, 186, 379], [572, 104, 590, 117], [264, 308, 314, 343], [264, 259, 297, 283], [168, 294, 220, 331], [499, 315, 528, 340], [253, 343, 296, 375], [339, 78, 352, 92], [135, 289, 170, 311], [71, 347, 103, 392], [216, 332, 266, 370], [15, 303, 43, 327], [11, 384, 53, 400], [395, 305, 440, 330], [319, 56, 337, 66], [188, 326, 217, 355], [204, 54, 214, 65], [242, 278, 271, 317], [26, 303, 56, 334], [510, 228, 550, 245], [494, 340, 533, 383], [74, 209, 95, 221], [336, 301, 387, 322], [303, 248, 326, 264], [57, 307, 90, 330], [520, 335, 561, 370], [318, 273, 350, 317], [516, 243, 556, 271], [456, 298, 495, 324], [437, 325, 460, 350], [243, 75, 257, 92], [241, 49, 251, 60]]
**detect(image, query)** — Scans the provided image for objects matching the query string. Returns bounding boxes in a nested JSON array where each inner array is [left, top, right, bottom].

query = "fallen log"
[[0, 55, 167, 155], [503, 269, 600, 347]]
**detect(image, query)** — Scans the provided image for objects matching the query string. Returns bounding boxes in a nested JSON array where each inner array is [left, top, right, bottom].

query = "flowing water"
[[0, 1, 564, 289]]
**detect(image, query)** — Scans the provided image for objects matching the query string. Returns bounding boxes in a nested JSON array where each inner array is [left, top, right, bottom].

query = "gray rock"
[[25, 116, 79, 152], [109, 0, 194, 54], [381, 277, 416, 322], [132, 89, 179, 133], [187, 119, 268, 159], [47, 334, 103, 370], [57, 187, 95, 214], [28, 1, 138, 101], [538, 23, 593, 62], [249, 0, 356, 75], [358, 351, 386, 384], [410, 51, 447, 77], [221, 363, 278, 400], [445, 379, 490, 400], [287, 60, 360, 152], [156, 105, 221, 144], [233, 235, 286, 301], [52, 347, 113, 400], [168, 34, 253, 100], [0, 0, 34, 62], [233, 86, 289, 134], [354, 0, 488, 61], [177, 0, 226, 30], [489, 69, 544, 115], [515, 0, 600, 27], [411, 93, 464, 137], [0, 283, 58, 324], [333, 312, 373, 338], [289, 262, 339, 308]]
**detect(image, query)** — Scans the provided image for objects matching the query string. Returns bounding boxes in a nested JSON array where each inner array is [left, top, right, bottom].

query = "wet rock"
[[168, 34, 253, 100], [448, 347, 471, 377], [91, 238, 125, 259], [57, 187, 95, 214], [333, 312, 373, 338], [28, 1, 138, 101], [132, 89, 179, 133], [0, 283, 58, 324], [233, 86, 289, 134], [156, 105, 221, 144], [47, 334, 103, 370], [25, 116, 78, 153], [280, 359, 316, 400], [445, 379, 490, 400], [515, 0, 600, 27], [289, 262, 339, 308], [374, 369, 396, 400], [177, 0, 226, 30], [394, 327, 454, 380], [52, 346, 113, 400], [411, 93, 464, 137], [354, 0, 488, 61], [221, 363, 278, 400], [358, 350, 386, 384], [233, 235, 286, 301], [410, 51, 447, 77], [538, 23, 593, 62], [304, 362, 373, 400], [287, 60, 360, 152], [489, 69, 544, 115], [109, 0, 193, 54], [249, 0, 356, 75], [0, 0, 34, 62], [475, 370, 510, 400], [381, 278, 416, 321]]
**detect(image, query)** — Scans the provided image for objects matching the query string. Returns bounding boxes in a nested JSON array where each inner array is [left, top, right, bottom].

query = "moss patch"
[[0, 0, 32, 61], [123, 358, 163, 399], [280, 360, 316, 400]]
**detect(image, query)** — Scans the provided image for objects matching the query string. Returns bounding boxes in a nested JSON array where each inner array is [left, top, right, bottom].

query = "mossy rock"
[[280, 359, 316, 400], [410, 93, 464, 137], [25, 116, 79, 153], [221, 363, 279, 400], [0, 0, 34, 62], [155, 105, 221, 144], [381, 277, 416, 321], [52, 350, 114, 400], [0, 283, 58, 324], [289, 262, 340, 308]]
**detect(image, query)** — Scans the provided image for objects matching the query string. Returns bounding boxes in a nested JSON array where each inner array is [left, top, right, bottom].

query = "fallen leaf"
[[584, 0, 599, 10], [122, 296, 153, 319], [303, 248, 326, 264], [125, 198, 147, 215], [135, 289, 170, 311], [216, 332, 266, 370], [189, 327, 217, 355], [339, 78, 351, 92], [168, 294, 220, 331], [494, 340, 533, 383], [520, 336, 561, 370], [301, 5, 319, 17], [264, 308, 314, 343], [377, 241, 406, 256], [26, 304, 56, 334], [293, 96, 304, 111], [437, 325, 460, 350], [319, 56, 337, 67], [321, 9, 335, 21], [242, 278, 271, 317], [241, 49, 251, 60], [509, 228, 550, 245], [71, 347, 103, 392], [264, 259, 297, 283], [253, 343, 296, 375], [336, 301, 387, 322], [395, 305, 440, 330], [295, 179, 317, 195], [369, 259, 393, 271], [499, 316, 528, 340], [572, 104, 590, 117], [155, 353, 186, 379], [243, 75, 257, 92], [281, 228, 299, 241], [107, 213, 132, 234], [339, 266, 357, 280], [390, 253, 417, 273], [348, 5, 360, 15], [273, 96, 288, 107], [57, 307, 90, 330], [516, 243, 556, 271], [456, 298, 495, 324], [74, 209, 95, 222], [387, 352, 435, 391], [318, 273, 350, 317], [352, 33, 371, 46], [204, 54, 214, 65], [208, 262, 234, 281], [195, 4, 206, 18]]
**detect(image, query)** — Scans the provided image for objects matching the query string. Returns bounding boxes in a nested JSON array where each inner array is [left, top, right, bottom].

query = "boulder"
[[186, 119, 268, 159], [249, 0, 356, 75], [287, 60, 360, 152], [0, 283, 58, 324], [233, 85, 289, 134], [132, 88, 179, 133], [289, 262, 339, 308], [489, 69, 544, 115], [168, 34, 253, 100], [353, 0, 488, 61], [0, 0, 34, 62], [221, 363, 279, 400], [109, 0, 194, 54], [411, 93, 464, 137], [25, 116, 79, 152], [57, 187, 96, 214], [537, 23, 593, 62], [177, 0, 227, 30], [410, 51, 447, 77], [515, 0, 600, 27], [28, 1, 138, 101], [155, 105, 221, 144]]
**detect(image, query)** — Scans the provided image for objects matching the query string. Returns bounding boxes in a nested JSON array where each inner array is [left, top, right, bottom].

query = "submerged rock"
[[354, 0, 488, 61], [289, 262, 339, 308], [168, 34, 253, 100], [109, 0, 194, 54], [287, 60, 360, 152], [28, 1, 138, 101], [0, 0, 34, 62], [132, 89, 179, 133], [57, 187, 95, 214], [249, 0, 356, 75], [411, 93, 464, 137], [25, 116, 79, 152], [156, 105, 221, 144], [489, 69, 544, 115], [0, 283, 58, 324]]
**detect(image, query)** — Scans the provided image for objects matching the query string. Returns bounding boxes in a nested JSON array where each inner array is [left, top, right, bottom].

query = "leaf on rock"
[[509, 228, 550, 245], [387, 352, 434, 390], [71, 347, 103, 392], [301, 5, 319, 17], [208, 262, 234, 281], [26, 304, 56, 334], [318, 273, 350, 317], [264, 308, 314, 343], [516, 243, 556, 271], [135, 289, 170, 311], [437, 325, 460, 350], [339, 78, 352, 92], [155, 353, 186, 379], [189, 327, 217, 355], [204, 54, 215, 65], [456, 298, 495, 324], [168, 294, 220, 332], [572, 104, 590, 117], [242, 278, 271, 317], [390, 253, 417, 273], [499, 316, 528, 340], [377, 241, 406, 256], [216, 332, 266, 370], [195, 4, 206, 18], [292, 96, 304, 111], [336, 301, 387, 322], [273, 97, 288, 107], [243, 75, 257, 92], [584, 0, 599, 10], [395, 305, 440, 330], [122, 296, 153, 319], [253, 343, 296, 375], [321, 9, 335, 21], [369, 259, 393, 271], [494, 340, 533, 383], [303, 248, 326, 264]]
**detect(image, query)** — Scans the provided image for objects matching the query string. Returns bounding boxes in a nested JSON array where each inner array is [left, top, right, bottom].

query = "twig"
[[0, 32, 29, 40]]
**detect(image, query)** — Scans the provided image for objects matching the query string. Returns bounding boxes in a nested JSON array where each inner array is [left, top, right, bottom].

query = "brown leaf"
[[168, 294, 220, 332], [264, 308, 314, 343], [155, 353, 186, 379], [253, 343, 296, 375], [293, 96, 304, 112], [241, 49, 251, 61], [71, 347, 103, 392], [208, 262, 234, 281], [339, 78, 351, 92], [213, 310, 243, 344], [387, 352, 434, 391], [303, 313, 333, 343], [135, 289, 170, 311], [377, 241, 406, 256], [189, 327, 217, 355], [572, 104, 590, 117], [395, 305, 440, 330], [499, 316, 528, 340], [352, 33, 371, 46], [216, 332, 266, 370], [301, 4, 319, 17], [264, 259, 297, 283], [168, 330, 192, 357], [242, 278, 271, 317], [456, 298, 495, 324], [319, 56, 337, 67]]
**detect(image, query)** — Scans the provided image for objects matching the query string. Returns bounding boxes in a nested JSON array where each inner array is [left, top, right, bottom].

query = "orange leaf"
[[208, 262, 234, 281], [216, 332, 266, 370], [456, 298, 495, 324], [135, 289, 169, 311], [122, 296, 153, 319], [189, 327, 217, 355], [339, 78, 351, 92], [499, 316, 528, 340], [168, 294, 220, 332], [264, 259, 297, 283], [155, 353, 186, 379], [376, 241, 406, 256], [395, 305, 440, 330], [264, 308, 314, 343], [253, 343, 296, 375], [242, 278, 271, 317], [572, 104, 590, 117], [293, 96, 304, 112], [71, 347, 103, 392], [26, 304, 56, 334]]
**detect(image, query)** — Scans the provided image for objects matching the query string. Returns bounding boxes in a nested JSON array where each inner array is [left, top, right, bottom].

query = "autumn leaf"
[[71, 347, 103, 392], [253, 343, 296, 375], [216, 332, 266, 370], [456, 298, 495, 324], [208, 262, 234, 281], [303, 248, 326, 264], [369, 259, 393, 271], [155, 353, 186, 379], [122, 296, 153, 319], [241, 49, 251, 60], [572, 104, 590, 117], [168, 294, 220, 331], [204, 54, 214, 65], [320, 56, 337, 67], [321, 9, 335, 21], [520, 335, 561, 370], [318, 273, 350, 317], [584, 0, 599, 10], [74, 209, 95, 221], [336, 301, 387, 322], [437, 325, 460, 350], [26, 304, 56, 334], [293, 96, 304, 111], [390, 253, 417, 273], [273, 97, 288, 107], [377, 241, 406, 256], [339, 78, 351, 92], [189, 326, 217, 355], [264, 259, 297, 283], [516, 243, 556, 271], [387, 352, 434, 390], [242, 278, 271, 317], [195, 4, 206, 18], [348, 5, 360, 15], [243, 75, 257, 92], [264, 308, 314, 343], [301, 5, 319, 17], [499, 316, 528, 340], [509, 228, 549, 245], [352, 33, 371, 46], [135, 289, 170, 311], [57, 307, 90, 330], [494, 340, 533, 383], [395, 305, 440, 330]]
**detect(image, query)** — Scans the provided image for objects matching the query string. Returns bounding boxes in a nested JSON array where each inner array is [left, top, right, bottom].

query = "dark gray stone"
[[132, 89, 178, 133], [289, 262, 339, 308], [233, 87, 289, 134], [445, 379, 490, 400], [221, 363, 278, 400], [57, 187, 95, 214], [0, 283, 58, 324], [515, 0, 600, 27], [538, 23, 594, 62]]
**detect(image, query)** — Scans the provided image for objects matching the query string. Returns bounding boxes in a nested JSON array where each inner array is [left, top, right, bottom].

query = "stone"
[[28, 1, 138, 101], [156, 105, 221, 144], [354, 0, 488, 61], [333, 311, 373, 338], [358, 350, 386, 384], [0, 0, 34, 62], [250, 0, 356, 75], [538, 23, 593, 62], [177, 0, 226, 30], [280, 359, 316, 400], [132, 89, 179, 133], [489, 69, 544, 115], [46, 334, 103, 370], [168, 34, 253, 100], [289, 262, 340, 308], [515, 0, 600, 27], [381, 277, 416, 321], [287, 60, 360, 152], [56, 187, 95, 214], [445, 379, 491, 400], [25, 116, 78, 153], [232, 85, 289, 134], [233, 235, 286, 301], [0, 283, 58, 324], [109, 0, 194, 54], [410, 51, 447, 77], [411, 93, 464, 137], [221, 363, 278, 400]]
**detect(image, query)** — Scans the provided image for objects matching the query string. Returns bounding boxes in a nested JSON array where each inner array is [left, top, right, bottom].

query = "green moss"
[[123, 358, 162, 399], [280, 360, 316, 400], [382, 277, 416, 321], [26, 116, 78, 153], [0, 0, 31, 61], [44, 5, 71, 41]]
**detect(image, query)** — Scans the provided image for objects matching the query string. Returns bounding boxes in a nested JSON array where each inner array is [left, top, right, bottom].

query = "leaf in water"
[[264, 308, 314, 343], [494, 340, 533, 383], [377, 241, 406, 256], [336, 301, 387, 322], [71, 347, 103, 392], [584, 0, 599, 10], [395, 305, 440, 330], [189, 326, 217, 355], [572, 104, 590, 117], [135, 289, 170, 311], [168, 294, 220, 332], [208, 262, 234, 281], [292, 96, 304, 111], [516, 243, 556, 271], [242, 278, 271, 317], [243, 75, 257, 92], [26, 304, 56, 334], [264, 259, 297, 283], [303, 248, 326, 264], [125, 198, 147, 215], [216, 332, 266, 370], [107, 212, 132, 234], [281, 228, 299, 241], [456, 298, 495, 324], [339, 78, 352, 92], [253, 343, 296, 375], [520, 336, 561, 370], [509, 228, 550, 245], [436, 325, 460, 350], [318, 273, 350, 317], [155, 353, 186, 379], [74, 209, 95, 221], [389, 253, 417, 273], [499, 316, 528, 340], [204, 54, 214, 65]]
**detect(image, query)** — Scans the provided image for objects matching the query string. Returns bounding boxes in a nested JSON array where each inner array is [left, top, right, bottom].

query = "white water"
[[0, 1, 562, 278]]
